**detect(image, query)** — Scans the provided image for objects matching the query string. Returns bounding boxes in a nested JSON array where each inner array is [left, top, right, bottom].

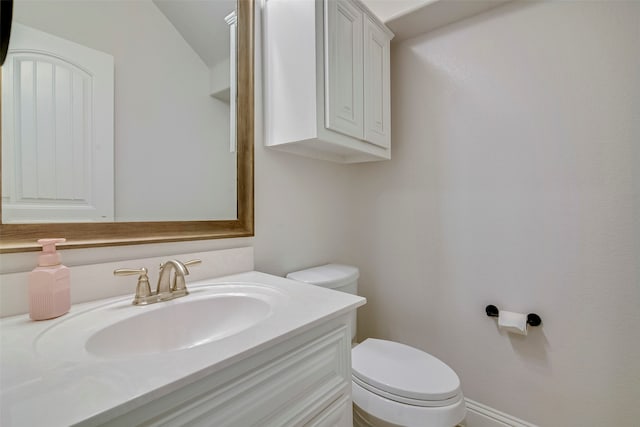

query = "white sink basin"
[[34, 283, 285, 360], [86, 294, 271, 358]]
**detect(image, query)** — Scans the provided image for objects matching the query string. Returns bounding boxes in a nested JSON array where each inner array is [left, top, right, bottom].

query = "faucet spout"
[[156, 260, 189, 297], [116, 259, 201, 305]]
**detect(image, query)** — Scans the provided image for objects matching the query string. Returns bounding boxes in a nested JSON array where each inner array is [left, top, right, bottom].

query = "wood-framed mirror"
[[0, 0, 254, 253]]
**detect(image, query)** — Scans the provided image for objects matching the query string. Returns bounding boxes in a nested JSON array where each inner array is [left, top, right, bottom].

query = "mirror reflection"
[[2, 0, 238, 224]]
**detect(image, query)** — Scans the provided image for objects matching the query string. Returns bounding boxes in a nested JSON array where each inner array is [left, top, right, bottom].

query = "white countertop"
[[0, 271, 365, 426]]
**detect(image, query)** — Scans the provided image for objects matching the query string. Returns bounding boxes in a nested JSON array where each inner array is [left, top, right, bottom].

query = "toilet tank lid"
[[286, 264, 359, 289]]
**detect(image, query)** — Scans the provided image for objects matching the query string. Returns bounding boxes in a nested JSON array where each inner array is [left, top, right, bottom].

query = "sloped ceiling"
[[153, 0, 236, 67]]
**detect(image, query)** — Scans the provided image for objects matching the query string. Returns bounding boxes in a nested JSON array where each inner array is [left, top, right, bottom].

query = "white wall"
[[12, 0, 236, 221], [251, 1, 353, 277], [347, 1, 640, 425]]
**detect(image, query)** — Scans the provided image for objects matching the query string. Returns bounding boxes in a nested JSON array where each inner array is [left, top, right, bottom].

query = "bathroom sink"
[[86, 294, 271, 358], [34, 283, 284, 360]]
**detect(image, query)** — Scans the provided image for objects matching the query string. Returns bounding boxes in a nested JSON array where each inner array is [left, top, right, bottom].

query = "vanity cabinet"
[[99, 319, 353, 427], [1, 267, 365, 427], [264, 0, 393, 163]]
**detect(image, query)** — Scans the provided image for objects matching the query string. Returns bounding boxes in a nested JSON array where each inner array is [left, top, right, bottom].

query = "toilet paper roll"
[[498, 310, 528, 335]]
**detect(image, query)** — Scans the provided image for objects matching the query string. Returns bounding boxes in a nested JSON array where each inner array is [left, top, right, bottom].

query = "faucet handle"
[[114, 267, 148, 276], [114, 267, 153, 305], [183, 259, 202, 268], [158, 259, 202, 270]]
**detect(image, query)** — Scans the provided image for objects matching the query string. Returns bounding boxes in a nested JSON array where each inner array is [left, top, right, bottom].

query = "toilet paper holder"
[[485, 305, 541, 327]]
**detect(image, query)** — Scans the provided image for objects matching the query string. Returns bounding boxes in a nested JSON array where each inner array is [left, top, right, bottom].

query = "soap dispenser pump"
[[28, 238, 70, 320]]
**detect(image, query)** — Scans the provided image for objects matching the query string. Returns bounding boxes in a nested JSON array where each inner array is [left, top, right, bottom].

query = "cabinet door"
[[363, 15, 390, 148], [305, 394, 352, 427], [325, 0, 364, 140]]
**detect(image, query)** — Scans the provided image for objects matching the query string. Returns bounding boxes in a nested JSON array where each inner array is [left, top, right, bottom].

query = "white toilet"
[[286, 264, 466, 427]]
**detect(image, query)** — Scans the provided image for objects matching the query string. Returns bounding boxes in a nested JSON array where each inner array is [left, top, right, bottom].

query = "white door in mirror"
[[1, 23, 114, 223]]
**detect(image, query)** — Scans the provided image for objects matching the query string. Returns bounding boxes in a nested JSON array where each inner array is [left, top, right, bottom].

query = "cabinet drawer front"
[[325, 0, 364, 140], [145, 326, 351, 427]]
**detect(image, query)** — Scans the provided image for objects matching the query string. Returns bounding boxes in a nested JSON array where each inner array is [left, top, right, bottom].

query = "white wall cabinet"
[[264, 0, 393, 163]]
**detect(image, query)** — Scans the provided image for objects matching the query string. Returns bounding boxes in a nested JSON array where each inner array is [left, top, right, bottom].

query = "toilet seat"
[[352, 339, 462, 406], [352, 375, 462, 407], [352, 380, 467, 427]]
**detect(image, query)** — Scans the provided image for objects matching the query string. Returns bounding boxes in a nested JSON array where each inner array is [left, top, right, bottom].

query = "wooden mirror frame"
[[0, 0, 254, 253]]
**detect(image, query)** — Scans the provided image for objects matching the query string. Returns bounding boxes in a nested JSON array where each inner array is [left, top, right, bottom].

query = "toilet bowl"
[[286, 264, 466, 427]]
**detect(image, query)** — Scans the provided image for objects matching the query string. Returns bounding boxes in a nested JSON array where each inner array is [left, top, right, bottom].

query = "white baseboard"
[[463, 398, 537, 427]]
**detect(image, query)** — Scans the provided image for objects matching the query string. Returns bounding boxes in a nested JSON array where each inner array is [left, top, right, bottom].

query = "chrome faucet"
[[114, 259, 201, 305]]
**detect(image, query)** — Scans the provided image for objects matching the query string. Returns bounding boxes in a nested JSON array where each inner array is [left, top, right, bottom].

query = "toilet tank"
[[286, 264, 359, 340]]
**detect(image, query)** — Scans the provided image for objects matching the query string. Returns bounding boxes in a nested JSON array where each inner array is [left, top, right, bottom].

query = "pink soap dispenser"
[[28, 238, 71, 321]]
